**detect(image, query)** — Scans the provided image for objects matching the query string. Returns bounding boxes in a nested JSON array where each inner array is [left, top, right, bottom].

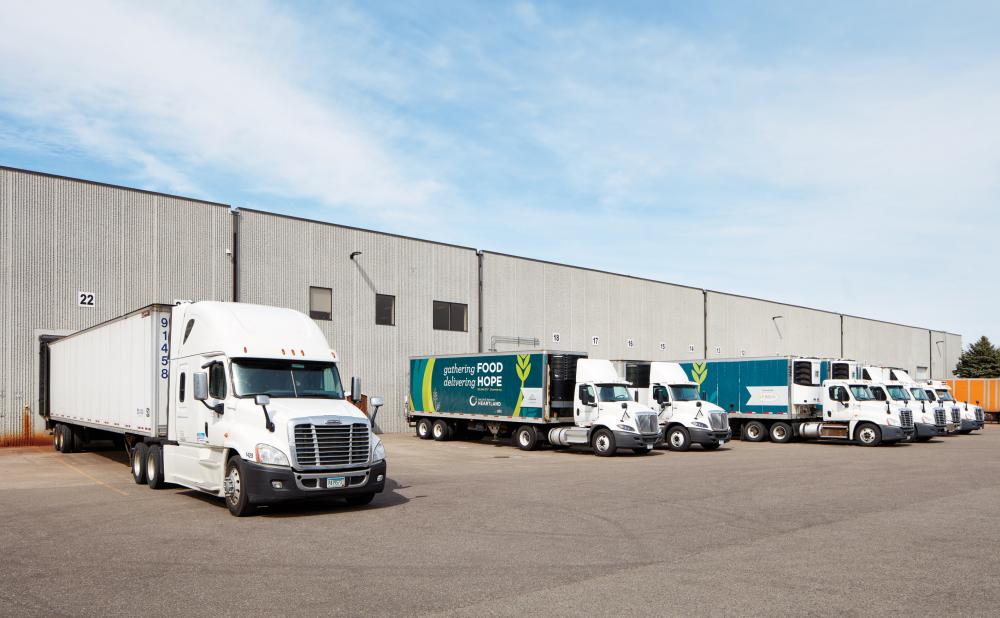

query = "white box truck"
[[406, 352, 661, 456], [617, 361, 732, 451], [43, 302, 387, 516]]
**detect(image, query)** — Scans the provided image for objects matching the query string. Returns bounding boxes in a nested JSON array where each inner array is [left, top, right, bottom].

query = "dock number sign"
[[78, 291, 95, 307]]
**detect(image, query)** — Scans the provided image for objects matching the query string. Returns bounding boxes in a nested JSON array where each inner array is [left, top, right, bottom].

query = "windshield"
[[597, 384, 633, 402], [924, 390, 937, 402], [934, 389, 955, 401], [670, 385, 701, 401], [849, 385, 874, 401], [909, 388, 929, 401], [231, 359, 345, 399], [886, 386, 910, 401]]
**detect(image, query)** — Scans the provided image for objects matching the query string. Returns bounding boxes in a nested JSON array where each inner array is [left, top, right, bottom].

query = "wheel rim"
[[519, 430, 530, 446], [227, 468, 241, 505], [147, 452, 156, 481], [433, 424, 443, 438], [418, 421, 428, 436], [595, 434, 610, 452], [132, 452, 142, 478], [56, 431, 62, 450], [773, 426, 787, 440], [747, 425, 760, 439], [670, 431, 685, 447], [859, 427, 876, 444]]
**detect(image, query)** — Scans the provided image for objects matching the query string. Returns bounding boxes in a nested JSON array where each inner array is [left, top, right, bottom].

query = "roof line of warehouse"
[[237, 208, 479, 252], [1, 165, 962, 338], [0, 165, 232, 209]]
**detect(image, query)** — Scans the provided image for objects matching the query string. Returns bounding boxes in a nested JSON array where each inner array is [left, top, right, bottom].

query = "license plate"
[[718, 439, 726, 446], [326, 477, 346, 488]]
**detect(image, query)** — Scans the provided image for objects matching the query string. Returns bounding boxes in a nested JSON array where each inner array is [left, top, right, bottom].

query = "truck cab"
[[644, 362, 731, 451], [799, 379, 913, 445], [565, 359, 661, 456], [164, 302, 386, 515], [926, 381, 983, 434], [864, 366, 945, 441]]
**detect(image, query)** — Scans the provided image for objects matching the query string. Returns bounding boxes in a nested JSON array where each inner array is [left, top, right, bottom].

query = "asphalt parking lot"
[[1, 427, 999, 617]]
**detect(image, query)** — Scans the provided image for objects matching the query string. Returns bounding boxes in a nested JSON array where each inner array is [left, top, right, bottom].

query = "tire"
[[345, 492, 375, 507], [146, 444, 165, 489], [666, 426, 691, 452], [744, 421, 766, 442], [591, 428, 616, 456], [514, 425, 539, 451], [131, 443, 148, 484], [702, 442, 721, 450], [52, 427, 60, 451], [431, 419, 452, 441], [631, 448, 650, 455], [769, 422, 792, 444], [58, 425, 75, 453], [415, 417, 433, 440], [855, 422, 881, 447], [225, 456, 255, 517]]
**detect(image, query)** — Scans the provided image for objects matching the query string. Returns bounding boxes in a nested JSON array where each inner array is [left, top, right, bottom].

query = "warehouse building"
[[0, 166, 963, 442]]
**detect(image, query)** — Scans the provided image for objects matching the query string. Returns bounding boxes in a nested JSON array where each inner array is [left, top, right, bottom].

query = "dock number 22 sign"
[[77, 291, 96, 307]]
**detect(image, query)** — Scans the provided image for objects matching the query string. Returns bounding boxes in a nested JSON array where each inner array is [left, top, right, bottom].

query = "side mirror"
[[255, 394, 271, 406], [351, 376, 362, 403], [192, 372, 209, 401], [369, 396, 384, 428]]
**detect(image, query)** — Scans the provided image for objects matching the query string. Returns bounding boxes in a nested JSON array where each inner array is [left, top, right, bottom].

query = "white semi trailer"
[[43, 302, 387, 516], [617, 361, 732, 451]]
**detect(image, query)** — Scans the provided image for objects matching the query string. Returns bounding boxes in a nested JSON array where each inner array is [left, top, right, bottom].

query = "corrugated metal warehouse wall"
[[705, 292, 842, 359], [480, 252, 705, 362], [843, 317, 933, 378], [0, 167, 967, 441], [237, 209, 480, 433], [0, 168, 232, 445]]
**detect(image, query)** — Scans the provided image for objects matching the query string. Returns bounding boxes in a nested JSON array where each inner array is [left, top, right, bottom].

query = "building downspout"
[[702, 289, 708, 358], [840, 314, 844, 358], [232, 208, 240, 302], [477, 251, 484, 353]]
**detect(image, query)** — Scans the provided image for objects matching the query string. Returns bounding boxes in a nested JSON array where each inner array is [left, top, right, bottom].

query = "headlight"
[[616, 424, 636, 432], [372, 435, 386, 462], [691, 421, 709, 429], [255, 444, 290, 466]]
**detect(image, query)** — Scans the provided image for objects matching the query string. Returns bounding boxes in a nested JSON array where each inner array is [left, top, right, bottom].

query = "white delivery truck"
[[43, 302, 387, 516], [924, 381, 984, 434], [863, 366, 946, 441], [406, 352, 661, 456], [617, 361, 732, 451]]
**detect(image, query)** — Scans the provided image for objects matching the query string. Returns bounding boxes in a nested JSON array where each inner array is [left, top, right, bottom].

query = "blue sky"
[[2, 1, 998, 345]]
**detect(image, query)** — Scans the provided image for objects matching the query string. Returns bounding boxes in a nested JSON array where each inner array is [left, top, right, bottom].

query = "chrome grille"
[[709, 412, 729, 431], [975, 408, 984, 422], [293, 422, 370, 469], [636, 413, 659, 434], [950, 409, 961, 424], [898, 409, 913, 429], [934, 409, 946, 427]]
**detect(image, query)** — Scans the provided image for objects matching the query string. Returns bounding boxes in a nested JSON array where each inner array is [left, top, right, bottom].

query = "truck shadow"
[[176, 477, 410, 518]]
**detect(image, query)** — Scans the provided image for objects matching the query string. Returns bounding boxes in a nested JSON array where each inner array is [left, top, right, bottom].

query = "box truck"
[[617, 361, 732, 451], [678, 356, 913, 445], [43, 302, 387, 516], [862, 366, 946, 441], [405, 352, 661, 456], [947, 378, 1000, 422]]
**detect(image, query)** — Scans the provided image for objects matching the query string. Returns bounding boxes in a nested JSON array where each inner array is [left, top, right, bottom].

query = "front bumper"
[[880, 425, 911, 442], [689, 427, 732, 445], [243, 460, 387, 504], [612, 430, 661, 449], [915, 422, 944, 438], [959, 419, 980, 432]]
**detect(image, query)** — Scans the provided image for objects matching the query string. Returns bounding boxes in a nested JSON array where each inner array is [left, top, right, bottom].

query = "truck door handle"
[[204, 422, 209, 438]]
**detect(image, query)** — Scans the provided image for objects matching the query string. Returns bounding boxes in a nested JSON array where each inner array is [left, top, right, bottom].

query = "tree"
[[954, 336, 1000, 378]]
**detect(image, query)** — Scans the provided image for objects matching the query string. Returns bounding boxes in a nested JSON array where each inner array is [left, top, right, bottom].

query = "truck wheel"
[[345, 492, 375, 507], [225, 456, 255, 517], [770, 422, 792, 443], [666, 426, 691, 452], [131, 443, 148, 484], [58, 425, 75, 453], [52, 427, 60, 451], [743, 421, 766, 442], [514, 425, 539, 451], [416, 418, 433, 440], [855, 423, 881, 447], [592, 428, 616, 456], [431, 420, 452, 441], [146, 445, 165, 489]]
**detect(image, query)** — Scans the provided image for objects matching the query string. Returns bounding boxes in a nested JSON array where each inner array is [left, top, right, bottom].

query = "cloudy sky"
[[1, 1, 997, 345]]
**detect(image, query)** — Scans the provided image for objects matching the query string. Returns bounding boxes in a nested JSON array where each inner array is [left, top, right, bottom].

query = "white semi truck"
[[863, 366, 946, 441], [617, 361, 732, 451], [884, 368, 960, 434], [43, 302, 387, 516], [924, 381, 984, 434], [406, 352, 661, 456]]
